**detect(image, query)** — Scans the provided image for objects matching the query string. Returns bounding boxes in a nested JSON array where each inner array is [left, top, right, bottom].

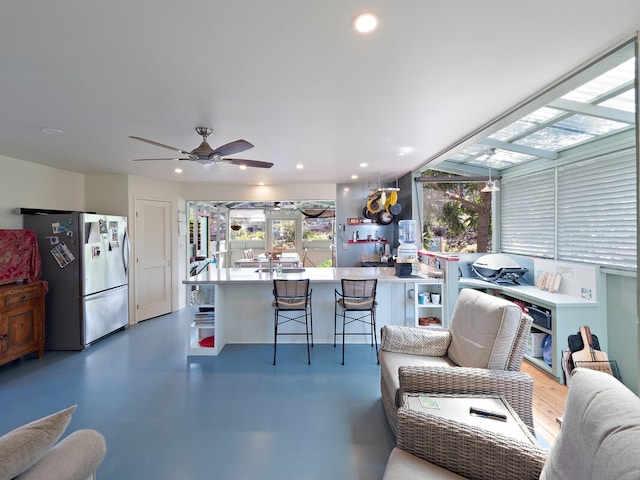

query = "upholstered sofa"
[[380, 288, 534, 434], [0, 405, 106, 480], [383, 367, 640, 479]]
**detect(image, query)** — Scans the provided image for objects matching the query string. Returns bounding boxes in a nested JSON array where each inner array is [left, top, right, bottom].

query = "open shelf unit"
[[413, 281, 445, 328], [187, 284, 218, 356]]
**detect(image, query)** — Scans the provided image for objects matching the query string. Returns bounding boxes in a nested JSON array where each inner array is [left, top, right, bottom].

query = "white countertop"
[[184, 267, 442, 285], [459, 278, 599, 307]]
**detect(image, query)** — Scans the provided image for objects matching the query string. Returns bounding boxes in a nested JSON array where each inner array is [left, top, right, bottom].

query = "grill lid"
[[471, 254, 528, 284]]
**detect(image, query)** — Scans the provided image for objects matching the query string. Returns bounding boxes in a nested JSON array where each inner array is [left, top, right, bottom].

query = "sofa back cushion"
[[540, 368, 640, 480], [446, 289, 523, 370], [0, 405, 76, 479]]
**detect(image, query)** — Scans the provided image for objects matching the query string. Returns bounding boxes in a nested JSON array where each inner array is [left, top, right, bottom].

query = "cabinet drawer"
[[4, 287, 42, 307]]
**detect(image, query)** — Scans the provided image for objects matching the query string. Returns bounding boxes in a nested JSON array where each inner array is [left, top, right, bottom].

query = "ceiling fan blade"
[[226, 158, 274, 169], [212, 139, 254, 157], [132, 157, 190, 162], [129, 136, 190, 155]]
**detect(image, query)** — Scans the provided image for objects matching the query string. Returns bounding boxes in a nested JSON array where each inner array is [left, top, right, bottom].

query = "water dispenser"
[[396, 220, 418, 275]]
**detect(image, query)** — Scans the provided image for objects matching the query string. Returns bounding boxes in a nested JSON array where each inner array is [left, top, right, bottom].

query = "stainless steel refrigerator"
[[24, 212, 129, 350]]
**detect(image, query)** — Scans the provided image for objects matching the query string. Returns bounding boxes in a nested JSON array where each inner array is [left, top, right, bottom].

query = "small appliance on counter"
[[471, 254, 528, 285], [396, 220, 418, 276]]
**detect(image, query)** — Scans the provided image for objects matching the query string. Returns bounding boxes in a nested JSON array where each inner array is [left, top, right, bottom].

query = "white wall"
[[85, 174, 129, 216], [184, 183, 336, 201], [0, 154, 85, 228]]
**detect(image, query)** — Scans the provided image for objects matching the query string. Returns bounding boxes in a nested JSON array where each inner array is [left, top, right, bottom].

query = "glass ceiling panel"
[[489, 107, 563, 141], [562, 58, 635, 103], [598, 90, 636, 112], [556, 113, 630, 135], [426, 41, 636, 174], [514, 126, 594, 151]]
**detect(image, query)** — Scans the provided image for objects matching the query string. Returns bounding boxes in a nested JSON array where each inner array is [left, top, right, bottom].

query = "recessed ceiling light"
[[360, 162, 368, 168], [343, 187, 350, 192], [41, 127, 62, 135], [296, 163, 304, 169], [239, 165, 247, 170], [351, 174, 358, 179], [258, 182, 265, 186], [174, 168, 183, 174], [398, 146, 415, 156], [352, 13, 379, 33]]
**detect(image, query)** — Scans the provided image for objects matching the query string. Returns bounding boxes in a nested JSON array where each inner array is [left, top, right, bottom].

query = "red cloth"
[[0, 229, 43, 285]]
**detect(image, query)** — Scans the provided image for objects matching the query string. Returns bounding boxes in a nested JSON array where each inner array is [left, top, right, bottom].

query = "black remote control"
[[469, 406, 508, 421]]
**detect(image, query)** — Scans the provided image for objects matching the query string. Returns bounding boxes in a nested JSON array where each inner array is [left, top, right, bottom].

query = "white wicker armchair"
[[379, 288, 533, 434]]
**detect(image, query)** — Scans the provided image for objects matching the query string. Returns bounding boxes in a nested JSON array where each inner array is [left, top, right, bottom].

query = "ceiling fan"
[[130, 126, 273, 169]]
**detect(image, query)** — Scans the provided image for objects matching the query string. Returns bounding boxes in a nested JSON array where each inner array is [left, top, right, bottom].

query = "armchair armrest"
[[396, 407, 548, 480], [380, 325, 451, 356], [17, 429, 107, 480], [399, 366, 535, 433]]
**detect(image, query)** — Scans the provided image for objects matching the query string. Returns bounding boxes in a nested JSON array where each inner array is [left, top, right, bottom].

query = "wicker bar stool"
[[334, 278, 378, 365], [272, 279, 313, 365]]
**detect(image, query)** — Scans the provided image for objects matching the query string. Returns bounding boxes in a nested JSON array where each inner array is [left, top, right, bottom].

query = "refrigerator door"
[[82, 284, 128, 345], [81, 214, 128, 296]]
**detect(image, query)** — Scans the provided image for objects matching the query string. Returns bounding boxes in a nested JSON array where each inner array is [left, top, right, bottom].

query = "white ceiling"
[[1, 1, 639, 187]]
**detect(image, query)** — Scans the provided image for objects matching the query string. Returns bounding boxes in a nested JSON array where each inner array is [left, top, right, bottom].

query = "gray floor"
[[0, 309, 395, 479]]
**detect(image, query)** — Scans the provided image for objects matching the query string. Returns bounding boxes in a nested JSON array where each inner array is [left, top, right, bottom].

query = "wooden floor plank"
[[521, 360, 568, 446]]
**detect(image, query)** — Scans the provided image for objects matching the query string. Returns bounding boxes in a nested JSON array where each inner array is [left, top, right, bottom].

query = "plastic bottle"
[[398, 220, 417, 244]]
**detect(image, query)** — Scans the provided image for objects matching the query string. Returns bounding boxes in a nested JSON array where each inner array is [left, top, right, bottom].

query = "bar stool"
[[334, 278, 378, 365], [272, 279, 313, 365]]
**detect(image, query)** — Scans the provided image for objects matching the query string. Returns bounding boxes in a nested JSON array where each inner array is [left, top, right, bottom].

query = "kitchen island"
[[183, 267, 443, 355]]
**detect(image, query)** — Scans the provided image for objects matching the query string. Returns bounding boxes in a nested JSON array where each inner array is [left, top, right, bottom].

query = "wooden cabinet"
[[0, 282, 45, 365]]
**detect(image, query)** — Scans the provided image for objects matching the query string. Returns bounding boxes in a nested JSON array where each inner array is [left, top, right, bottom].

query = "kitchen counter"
[[184, 267, 442, 354], [185, 266, 438, 285], [458, 278, 599, 307]]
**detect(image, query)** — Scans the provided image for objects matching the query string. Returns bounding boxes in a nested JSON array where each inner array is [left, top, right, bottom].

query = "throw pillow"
[[0, 405, 76, 479], [381, 325, 451, 356]]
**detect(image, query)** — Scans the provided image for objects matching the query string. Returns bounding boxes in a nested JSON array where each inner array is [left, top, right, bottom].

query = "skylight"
[[423, 40, 636, 175]]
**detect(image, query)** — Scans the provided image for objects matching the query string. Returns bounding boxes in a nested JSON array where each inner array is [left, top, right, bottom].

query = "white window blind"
[[557, 150, 637, 268], [500, 170, 556, 258]]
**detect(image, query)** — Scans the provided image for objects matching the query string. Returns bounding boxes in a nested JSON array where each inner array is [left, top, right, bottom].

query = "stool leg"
[[333, 304, 337, 348], [273, 310, 278, 365], [309, 302, 314, 347], [305, 310, 311, 365], [373, 310, 379, 365], [342, 313, 346, 365]]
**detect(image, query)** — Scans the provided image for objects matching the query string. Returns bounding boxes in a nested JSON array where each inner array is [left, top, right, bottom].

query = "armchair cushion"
[[447, 289, 523, 370], [380, 351, 455, 409], [381, 326, 452, 356], [0, 405, 76, 479], [540, 368, 640, 480]]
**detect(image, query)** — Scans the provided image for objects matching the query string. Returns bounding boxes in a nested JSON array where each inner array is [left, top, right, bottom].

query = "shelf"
[[413, 282, 445, 329], [347, 240, 387, 244], [187, 284, 217, 356], [530, 324, 551, 335], [524, 354, 552, 373], [188, 340, 216, 356]]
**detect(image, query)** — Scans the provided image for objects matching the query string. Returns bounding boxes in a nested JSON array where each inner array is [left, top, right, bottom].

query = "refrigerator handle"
[[123, 227, 130, 276]]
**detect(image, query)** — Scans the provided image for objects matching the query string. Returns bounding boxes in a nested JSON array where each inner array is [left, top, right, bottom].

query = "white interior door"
[[135, 198, 171, 321]]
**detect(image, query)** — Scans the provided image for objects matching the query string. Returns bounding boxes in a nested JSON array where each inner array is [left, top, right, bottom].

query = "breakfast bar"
[[183, 266, 443, 355]]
